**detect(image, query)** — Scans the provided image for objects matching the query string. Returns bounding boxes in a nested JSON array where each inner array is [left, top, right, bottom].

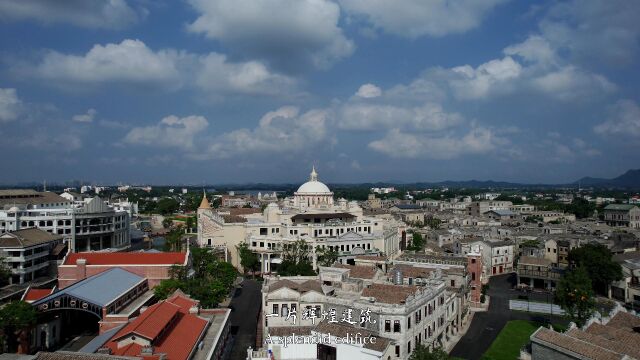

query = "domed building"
[[293, 166, 334, 209]]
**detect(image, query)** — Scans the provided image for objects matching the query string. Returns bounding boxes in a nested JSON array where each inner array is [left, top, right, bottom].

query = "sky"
[[0, 0, 639, 185]]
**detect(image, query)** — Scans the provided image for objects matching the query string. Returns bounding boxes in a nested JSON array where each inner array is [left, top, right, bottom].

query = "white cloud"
[[448, 57, 522, 100], [35, 39, 181, 86], [195, 53, 296, 96], [72, 108, 97, 123], [187, 0, 354, 71], [503, 36, 556, 65], [355, 83, 382, 98], [368, 127, 503, 159], [539, 0, 640, 66], [339, 0, 507, 38], [204, 106, 332, 159], [124, 115, 209, 150], [0, 0, 142, 29], [0, 88, 21, 122], [27, 39, 296, 97], [594, 99, 640, 137], [532, 66, 616, 100], [338, 102, 462, 131], [17, 132, 82, 151]]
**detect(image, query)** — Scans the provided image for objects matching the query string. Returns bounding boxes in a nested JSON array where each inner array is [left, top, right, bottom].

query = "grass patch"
[[481, 320, 541, 360]]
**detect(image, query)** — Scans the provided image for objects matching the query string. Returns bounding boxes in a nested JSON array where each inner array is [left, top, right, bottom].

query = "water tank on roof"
[[393, 269, 403, 285]]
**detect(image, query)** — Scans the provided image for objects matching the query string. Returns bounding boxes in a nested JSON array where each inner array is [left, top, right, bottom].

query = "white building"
[[469, 240, 515, 277], [0, 189, 130, 253], [255, 266, 458, 360], [0, 228, 63, 284], [197, 168, 405, 272]]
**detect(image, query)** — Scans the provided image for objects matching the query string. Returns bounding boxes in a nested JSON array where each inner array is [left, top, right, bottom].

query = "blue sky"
[[0, 0, 639, 185]]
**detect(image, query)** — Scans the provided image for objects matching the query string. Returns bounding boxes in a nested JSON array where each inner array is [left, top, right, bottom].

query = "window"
[[281, 305, 288, 317], [471, 258, 476, 264], [385, 320, 390, 332], [394, 320, 400, 333], [260, 228, 268, 235], [408, 341, 411, 354], [472, 272, 476, 281], [395, 346, 400, 357], [407, 316, 411, 329], [273, 304, 278, 314], [450, 280, 455, 287]]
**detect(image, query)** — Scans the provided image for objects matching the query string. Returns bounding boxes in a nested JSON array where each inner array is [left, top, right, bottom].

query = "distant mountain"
[[575, 169, 640, 188]]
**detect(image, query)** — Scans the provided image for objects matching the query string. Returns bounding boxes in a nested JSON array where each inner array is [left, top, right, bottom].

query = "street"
[[450, 273, 568, 360], [228, 279, 262, 360]]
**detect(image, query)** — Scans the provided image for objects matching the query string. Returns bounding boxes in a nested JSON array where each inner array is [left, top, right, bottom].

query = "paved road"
[[228, 279, 262, 360], [450, 273, 568, 360]]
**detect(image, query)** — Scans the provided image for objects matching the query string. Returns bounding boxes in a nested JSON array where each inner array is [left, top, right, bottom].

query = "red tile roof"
[[23, 288, 54, 302], [113, 302, 181, 341], [106, 293, 209, 360], [64, 252, 187, 266]]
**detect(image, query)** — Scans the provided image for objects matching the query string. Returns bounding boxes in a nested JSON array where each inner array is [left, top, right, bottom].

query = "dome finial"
[[310, 165, 318, 182]]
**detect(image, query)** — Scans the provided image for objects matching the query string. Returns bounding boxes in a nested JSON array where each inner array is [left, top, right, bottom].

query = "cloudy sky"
[[0, 0, 639, 185]]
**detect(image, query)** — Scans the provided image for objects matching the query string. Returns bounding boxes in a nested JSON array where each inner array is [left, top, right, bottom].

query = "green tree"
[[555, 266, 596, 327], [0, 258, 10, 286], [408, 232, 425, 251], [236, 243, 260, 277], [278, 240, 316, 276], [162, 217, 173, 229], [315, 246, 338, 267], [156, 198, 179, 215], [569, 243, 623, 294], [565, 198, 596, 219], [163, 227, 184, 252], [409, 344, 450, 360], [0, 301, 37, 353], [153, 278, 183, 300]]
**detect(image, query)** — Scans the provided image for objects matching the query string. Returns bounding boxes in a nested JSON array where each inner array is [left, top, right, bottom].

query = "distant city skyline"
[[1, 0, 639, 184]]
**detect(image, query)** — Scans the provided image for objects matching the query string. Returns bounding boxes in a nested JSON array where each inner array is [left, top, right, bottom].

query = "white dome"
[[296, 181, 331, 194]]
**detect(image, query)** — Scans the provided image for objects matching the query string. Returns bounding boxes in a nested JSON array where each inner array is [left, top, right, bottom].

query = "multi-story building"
[[257, 266, 459, 360], [603, 204, 640, 228], [467, 201, 512, 217], [0, 190, 130, 252], [197, 168, 404, 272], [470, 240, 514, 277], [0, 228, 62, 284]]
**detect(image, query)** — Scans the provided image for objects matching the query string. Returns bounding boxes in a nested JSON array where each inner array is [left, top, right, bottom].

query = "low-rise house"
[[470, 240, 514, 277], [57, 251, 189, 289], [611, 251, 640, 307], [516, 256, 563, 289], [603, 204, 640, 229]]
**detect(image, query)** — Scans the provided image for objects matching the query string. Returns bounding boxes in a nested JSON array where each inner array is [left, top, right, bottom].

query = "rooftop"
[[33, 268, 146, 308], [0, 228, 62, 248], [361, 283, 418, 304], [63, 252, 187, 266]]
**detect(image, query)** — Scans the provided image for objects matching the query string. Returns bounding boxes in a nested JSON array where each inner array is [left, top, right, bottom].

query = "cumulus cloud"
[[124, 115, 209, 150], [195, 53, 296, 96], [594, 100, 640, 137], [186, 0, 353, 72], [204, 106, 332, 159], [34, 39, 181, 86], [539, 0, 640, 66], [355, 83, 382, 98], [25, 39, 296, 97], [531, 66, 616, 100], [72, 108, 97, 123], [338, 102, 462, 131], [0, 0, 142, 29], [339, 0, 507, 38], [368, 127, 504, 159], [0, 88, 21, 122], [447, 57, 522, 100], [503, 35, 556, 65]]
